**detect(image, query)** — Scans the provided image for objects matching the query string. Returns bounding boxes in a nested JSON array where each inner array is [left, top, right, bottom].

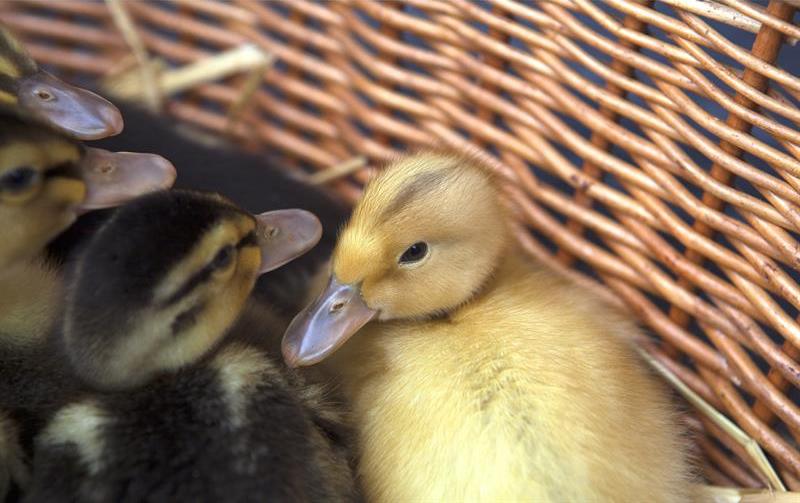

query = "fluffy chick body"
[[331, 254, 690, 502], [27, 303, 356, 503], [286, 151, 692, 502]]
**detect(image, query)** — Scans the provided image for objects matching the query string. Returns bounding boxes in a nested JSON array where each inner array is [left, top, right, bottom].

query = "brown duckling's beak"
[[17, 72, 123, 140], [254, 209, 322, 274], [77, 148, 176, 212], [282, 276, 377, 367]]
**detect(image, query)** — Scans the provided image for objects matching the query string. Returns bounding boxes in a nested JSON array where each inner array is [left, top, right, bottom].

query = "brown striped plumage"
[[25, 191, 358, 502]]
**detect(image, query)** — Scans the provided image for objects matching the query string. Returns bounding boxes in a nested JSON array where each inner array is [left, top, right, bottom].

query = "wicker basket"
[[4, 0, 800, 492]]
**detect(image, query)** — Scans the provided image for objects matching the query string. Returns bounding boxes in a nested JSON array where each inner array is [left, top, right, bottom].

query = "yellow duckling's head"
[[283, 150, 510, 366]]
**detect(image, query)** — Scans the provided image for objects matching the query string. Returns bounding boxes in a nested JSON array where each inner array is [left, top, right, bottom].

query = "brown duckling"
[[0, 26, 122, 140], [25, 190, 357, 502], [283, 151, 692, 502]]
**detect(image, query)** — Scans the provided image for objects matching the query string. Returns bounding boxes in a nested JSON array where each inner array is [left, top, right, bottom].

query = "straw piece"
[[103, 44, 272, 101], [637, 346, 786, 491], [303, 156, 369, 185], [171, 0, 256, 25], [716, 0, 800, 45], [226, 52, 276, 130], [656, 0, 763, 34], [695, 484, 800, 502], [105, 0, 161, 110], [102, 58, 168, 98]]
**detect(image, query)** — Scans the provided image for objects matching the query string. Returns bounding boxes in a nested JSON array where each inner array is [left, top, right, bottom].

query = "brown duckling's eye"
[[0, 166, 40, 194], [211, 245, 235, 270], [399, 242, 428, 264]]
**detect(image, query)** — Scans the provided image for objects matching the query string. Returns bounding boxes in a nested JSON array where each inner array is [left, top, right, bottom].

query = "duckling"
[[0, 27, 122, 140], [52, 99, 349, 316], [0, 116, 175, 477], [25, 190, 357, 502], [282, 151, 692, 502]]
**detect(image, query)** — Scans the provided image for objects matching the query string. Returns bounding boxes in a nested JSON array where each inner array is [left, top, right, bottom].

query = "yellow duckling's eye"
[[0, 165, 41, 198], [398, 241, 429, 265]]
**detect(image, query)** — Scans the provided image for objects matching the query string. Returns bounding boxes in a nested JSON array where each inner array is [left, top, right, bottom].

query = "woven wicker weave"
[[2, 0, 800, 490]]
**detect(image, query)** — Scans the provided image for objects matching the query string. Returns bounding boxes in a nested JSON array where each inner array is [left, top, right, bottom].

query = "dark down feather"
[[28, 191, 358, 503]]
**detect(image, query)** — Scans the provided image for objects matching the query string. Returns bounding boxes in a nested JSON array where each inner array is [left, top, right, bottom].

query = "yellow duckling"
[[283, 151, 692, 502]]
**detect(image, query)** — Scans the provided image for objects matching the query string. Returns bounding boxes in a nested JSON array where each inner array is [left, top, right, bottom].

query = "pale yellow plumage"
[[0, 135, 84, 271], [0, 260, 62, 346], [0, 130, 83, 344], [316, 151, 693, 502]]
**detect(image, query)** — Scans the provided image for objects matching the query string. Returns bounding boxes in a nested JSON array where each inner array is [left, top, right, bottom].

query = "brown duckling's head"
[[63, 190, 322, 390], [0, 115, 176, 270], [0, 27, 122, 140], [282, 150, 510, 366]]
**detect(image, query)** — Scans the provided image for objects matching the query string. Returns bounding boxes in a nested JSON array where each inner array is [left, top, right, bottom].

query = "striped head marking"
[[64, 190, 321, 389]]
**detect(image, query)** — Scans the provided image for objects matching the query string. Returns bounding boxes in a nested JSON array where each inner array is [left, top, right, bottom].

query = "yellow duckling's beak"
[[77, 148, 176, 213], [255, 208, 322, 274], [17, 72, 123, 140], [282, 276, 377, 367]]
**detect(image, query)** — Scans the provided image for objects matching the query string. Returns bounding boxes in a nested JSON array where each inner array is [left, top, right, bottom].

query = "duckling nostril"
[[97, 163, 115, 175], [330, 301, 346, 313], [261, 226, 280, 239], [34, 88, 53, 101]]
